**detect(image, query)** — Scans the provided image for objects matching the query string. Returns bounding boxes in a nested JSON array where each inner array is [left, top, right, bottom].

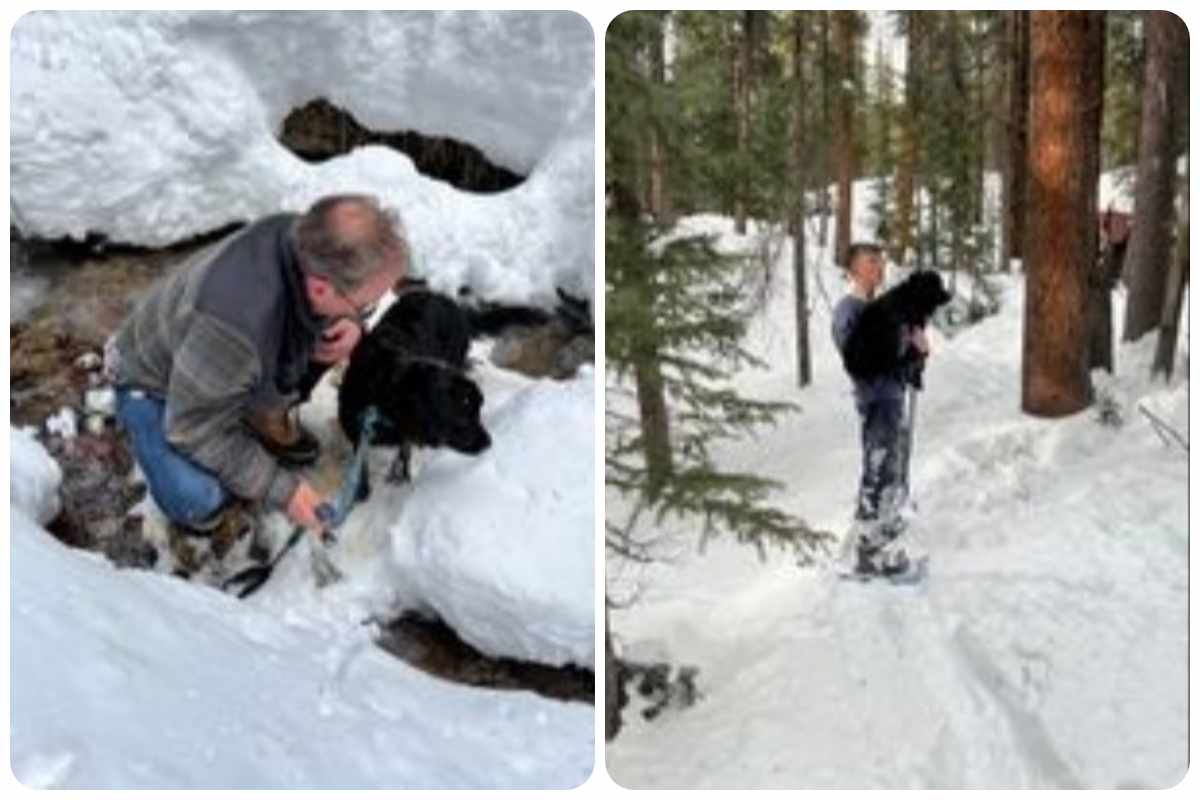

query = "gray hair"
[[292, 193, 408, 292]]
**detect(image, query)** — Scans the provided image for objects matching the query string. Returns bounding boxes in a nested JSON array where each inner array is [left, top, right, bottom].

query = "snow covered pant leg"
[[854, 394, 904, 536], [114, 388, 228, 529]]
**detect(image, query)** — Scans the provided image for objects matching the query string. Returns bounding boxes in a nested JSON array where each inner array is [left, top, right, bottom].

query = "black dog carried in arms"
[[841, 269, 952, 387]]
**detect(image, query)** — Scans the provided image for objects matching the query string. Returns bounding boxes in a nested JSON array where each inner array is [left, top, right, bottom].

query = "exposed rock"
[[376, 612, 594, 704]]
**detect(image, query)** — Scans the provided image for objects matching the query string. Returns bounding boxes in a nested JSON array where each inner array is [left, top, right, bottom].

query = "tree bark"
[[893, 12, 920, 265], [1003, 10, 1031, 271], [1022, 11, 1103, 417], [1122, 11, 1187, 342], [817, 12, 832, 247], [790, 13, 813, 387], [833, 10, 857, 266], [634, 355, 673, 496], [733, 12, 759, 234], [648, 12, 670, 223], [1085, 14, 1113, 373], [604, 605, 623, 741], [1153, 154, 1188, 380]]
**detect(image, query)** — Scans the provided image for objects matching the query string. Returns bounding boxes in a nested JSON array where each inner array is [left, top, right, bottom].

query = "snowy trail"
[[608, 230, 1187, 789]]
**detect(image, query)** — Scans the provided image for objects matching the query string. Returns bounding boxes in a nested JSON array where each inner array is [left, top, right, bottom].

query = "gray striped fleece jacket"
[[110, 214, 324, 510]]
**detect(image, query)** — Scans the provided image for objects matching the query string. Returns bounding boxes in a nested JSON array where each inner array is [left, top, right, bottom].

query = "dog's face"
[[898, 271, 953, 324], [404, 367, 491, 455]]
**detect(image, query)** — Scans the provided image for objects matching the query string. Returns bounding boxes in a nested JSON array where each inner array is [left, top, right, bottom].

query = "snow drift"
[[9, 10, 595, 303]]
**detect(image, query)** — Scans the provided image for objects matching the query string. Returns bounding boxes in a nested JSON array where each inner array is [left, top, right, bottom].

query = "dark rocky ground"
[[11, 238, 594, 705]]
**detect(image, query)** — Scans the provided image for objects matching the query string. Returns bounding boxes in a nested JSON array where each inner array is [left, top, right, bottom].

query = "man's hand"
[[313, 318, 362, 364], [909, 325, 931, 357], [286, 480, 327, 540]]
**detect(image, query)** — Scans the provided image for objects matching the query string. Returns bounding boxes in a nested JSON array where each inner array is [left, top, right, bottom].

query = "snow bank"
[[9, 428, 63, 525], [255, 361, 596, 670], [9, 11, 595, 303], [390, 370, 596, 667], [9, 512, 592, 789]]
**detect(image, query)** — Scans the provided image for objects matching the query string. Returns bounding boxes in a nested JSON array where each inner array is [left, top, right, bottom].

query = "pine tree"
[[788, 11, 815, 388], [1022, 11, 1104, 417], [1003, 10, 1032, 271], [831, 10, 862, 266], [1122, 11, 1188, 343], [893, 11, 922, 265], [606, 12, 831, 560]]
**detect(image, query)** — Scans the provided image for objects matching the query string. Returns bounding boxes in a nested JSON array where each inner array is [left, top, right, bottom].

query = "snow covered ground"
[[8, 11, 595, 790], [607, 209, 1189, 789], [9, 359, 595, 790]]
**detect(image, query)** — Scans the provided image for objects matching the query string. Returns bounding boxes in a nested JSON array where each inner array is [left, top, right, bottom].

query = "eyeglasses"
[[331, 282, 379, 324]]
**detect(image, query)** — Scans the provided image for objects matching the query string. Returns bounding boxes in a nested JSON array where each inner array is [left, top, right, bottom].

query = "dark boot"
[[243, 407, 320, 468], [854, 542, 910, 577]]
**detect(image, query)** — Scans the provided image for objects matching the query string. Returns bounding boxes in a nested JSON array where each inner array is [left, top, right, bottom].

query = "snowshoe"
[[838, 546, 927, 585]]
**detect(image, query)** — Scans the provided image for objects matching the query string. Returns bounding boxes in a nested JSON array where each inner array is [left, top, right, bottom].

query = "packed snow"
[[607, 197, 1188, 788], [10, 500, 593, 790], [8, 10, 595, 790], [9, 10, 595, 304]]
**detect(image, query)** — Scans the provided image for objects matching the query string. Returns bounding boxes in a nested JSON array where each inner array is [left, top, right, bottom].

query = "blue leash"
[[313, 405, 382, 542], [224, 406, 381, 597]]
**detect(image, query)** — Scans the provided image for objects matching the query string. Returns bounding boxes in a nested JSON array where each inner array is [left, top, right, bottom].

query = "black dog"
[[338, 290, 492, 501], [842, 270, 952, 384]]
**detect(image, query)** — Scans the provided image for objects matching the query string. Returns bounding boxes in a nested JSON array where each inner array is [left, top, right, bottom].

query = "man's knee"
[[152, 474, 227, 528]]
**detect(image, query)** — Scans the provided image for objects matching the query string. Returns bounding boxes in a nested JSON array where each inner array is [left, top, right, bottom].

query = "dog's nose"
[[471, 430, 492, 453]]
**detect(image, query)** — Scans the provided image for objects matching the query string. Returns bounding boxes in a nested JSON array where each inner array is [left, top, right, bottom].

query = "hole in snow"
[[278, 98, 526, 194]]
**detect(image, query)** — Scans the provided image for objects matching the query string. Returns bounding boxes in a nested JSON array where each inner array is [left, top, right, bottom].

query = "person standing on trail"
[[830, 243, 930, 575], [107, 193, 408, 545]]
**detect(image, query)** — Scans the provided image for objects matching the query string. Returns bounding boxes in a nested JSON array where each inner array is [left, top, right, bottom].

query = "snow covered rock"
[[84, 387, 116, 417], [10, 428, 63, 525], [45, 407, 78, 440], [10, 10, 594, 304], [391, 371, 595, 668]]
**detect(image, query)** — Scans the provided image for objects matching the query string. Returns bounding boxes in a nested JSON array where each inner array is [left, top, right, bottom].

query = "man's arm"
[[831, 299, 859, 355], [162, 314, 299, 510]]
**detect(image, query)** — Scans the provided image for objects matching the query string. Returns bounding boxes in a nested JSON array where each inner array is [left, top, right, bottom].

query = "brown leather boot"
[[169, 500, 264, 576], [243, 406, 320, 468]]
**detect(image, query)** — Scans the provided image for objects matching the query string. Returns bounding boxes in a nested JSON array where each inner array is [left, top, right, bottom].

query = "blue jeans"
[[855, 393, 904, 525], [115, 388, 228, 528]]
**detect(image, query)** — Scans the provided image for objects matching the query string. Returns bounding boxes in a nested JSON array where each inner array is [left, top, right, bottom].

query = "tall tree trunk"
[[604, 605, 623, 741], [634, 355, 672, 496], [818, 11, 832, 247], [1086, 15, 1113, 373], [1153, 154, 1188, 379], [1003, 10, 1031, 271], [648, 12, 670, 223], [733, 12, 759, 234], [1023, 11, 1104, 417], [790, 12, 812, 387], [1122, 11, 1187, 342], [947, 13, 968, 270], [893, 12, 920, 265], [972, 16, 985, 226], [833, 10, 856, 266], [613, 181, 674, 492]]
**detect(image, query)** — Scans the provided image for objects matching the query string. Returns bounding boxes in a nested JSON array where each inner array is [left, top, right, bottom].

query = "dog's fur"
[[842, 270, 952, 381], [338, 290, 491, 500]]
